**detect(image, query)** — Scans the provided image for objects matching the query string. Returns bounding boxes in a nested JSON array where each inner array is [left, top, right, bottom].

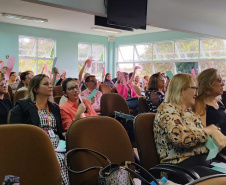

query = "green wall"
[[0, 22, 108, 77], [0, 22, 205, 77]]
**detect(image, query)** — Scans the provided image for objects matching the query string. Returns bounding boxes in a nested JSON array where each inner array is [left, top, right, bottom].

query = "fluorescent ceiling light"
[[91, 27, 122, 34], [2, 13, 48, 23]]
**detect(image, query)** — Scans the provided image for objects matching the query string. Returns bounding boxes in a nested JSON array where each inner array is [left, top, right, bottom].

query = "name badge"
[[48, 129, 56, 138]]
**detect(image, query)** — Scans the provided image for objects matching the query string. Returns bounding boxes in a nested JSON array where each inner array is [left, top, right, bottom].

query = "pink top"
[[60, 99, 97, 131], [81, 88, 102, 111], [116, 84, 138, 99]]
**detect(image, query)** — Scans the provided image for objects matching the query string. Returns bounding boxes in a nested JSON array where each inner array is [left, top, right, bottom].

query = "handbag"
[[114, 111, 135, 143], [64, 148, 160, 185]]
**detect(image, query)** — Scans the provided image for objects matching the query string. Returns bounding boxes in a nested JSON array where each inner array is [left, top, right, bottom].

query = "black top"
[[9, 99, 64, 139], [0, 97, 13, 124], [145, 90, 165, 113], [112, 78, 117, 84], [206, 102, 226, 135]]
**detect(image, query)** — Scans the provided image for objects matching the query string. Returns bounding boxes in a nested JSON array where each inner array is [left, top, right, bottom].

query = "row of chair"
[[1, 115, 226, 185]]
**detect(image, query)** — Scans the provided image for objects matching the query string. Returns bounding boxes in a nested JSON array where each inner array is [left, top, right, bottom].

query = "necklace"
[[36, 103, 52, 127]]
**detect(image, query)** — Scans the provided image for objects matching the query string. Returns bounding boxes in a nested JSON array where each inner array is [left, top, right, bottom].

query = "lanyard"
[[36, 103, 52, 127]]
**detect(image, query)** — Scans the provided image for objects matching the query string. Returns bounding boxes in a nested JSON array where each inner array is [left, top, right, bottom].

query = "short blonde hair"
[[165, 73, 195, 106]]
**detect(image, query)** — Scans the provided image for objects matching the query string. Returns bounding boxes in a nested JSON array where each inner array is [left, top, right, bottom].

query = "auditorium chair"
[[0, 124, 62, 185], [66, 116, 134, 185], [99, 84, 111, 94]]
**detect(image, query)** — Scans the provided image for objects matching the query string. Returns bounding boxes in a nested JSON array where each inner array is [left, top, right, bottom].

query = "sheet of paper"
[[166, 71, 174, 79], [6, 56, 16, 81], [51, 57, 58, 74], [211, 162, 226, 169], [44, 64, 48, 72], [87, 89, 98, 101], [191, 68, 196, 77], [61, 69, 68, 74], [87, 57, 92, 68], [54, 140, 66, 152], [211, 166, 226, 174], [48, 70, 53, 79], [102, 66, 106, 76], [205, 136, 219, 160]]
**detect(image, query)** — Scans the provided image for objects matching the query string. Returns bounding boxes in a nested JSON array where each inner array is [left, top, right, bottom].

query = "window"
[[78, 43, 105, 80], [19, 36, 55, 75], [117, 38, 226, 80]]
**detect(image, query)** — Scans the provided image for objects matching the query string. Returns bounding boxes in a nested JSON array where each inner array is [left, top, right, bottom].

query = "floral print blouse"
[[154, 102, 209, 164]]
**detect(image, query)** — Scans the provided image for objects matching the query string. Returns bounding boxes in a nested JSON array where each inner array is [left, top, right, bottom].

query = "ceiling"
[[0, 0, 167, 37]]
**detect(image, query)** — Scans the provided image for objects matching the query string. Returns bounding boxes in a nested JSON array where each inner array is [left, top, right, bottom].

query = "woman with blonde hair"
[[9, 74, 69, 185], [195, 68, 226, 135], [154, 73, 226, 175]]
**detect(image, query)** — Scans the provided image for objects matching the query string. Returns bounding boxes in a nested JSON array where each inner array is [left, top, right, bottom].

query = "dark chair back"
[[66, 116, 134, 185], [53, 86, 63, 97], [99, 84, 111, 94], [14, 90, 28, 105], [7, 85, 13, 101], [134, 113, 158, 170], [139, 96, 149, 113], [101, 93, 129, 116], [132, 85, 142, 96], [111, 87, 117, 93], [221, 91, 226, 106], [0, 124, 62, 185], [54, 96, 61, 105]]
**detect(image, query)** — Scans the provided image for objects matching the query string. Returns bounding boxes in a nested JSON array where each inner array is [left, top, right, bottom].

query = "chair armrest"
[[156, 163, 200, 180], [185, 174, 226, 185], [149, 166, 194, 184]]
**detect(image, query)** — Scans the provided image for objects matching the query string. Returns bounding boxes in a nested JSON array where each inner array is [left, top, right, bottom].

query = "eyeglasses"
[[67, 86, 80, 91], [26, 76, 33, 80], [189, 86, 199, 91], [216, 78, 225, 84], [0, 83, 8, 87], [89, 80, 97, 83]]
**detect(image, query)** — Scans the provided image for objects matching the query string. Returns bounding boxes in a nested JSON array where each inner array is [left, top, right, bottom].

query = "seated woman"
[[0, 77, 13, 124], [154, 73, 226, 176], [116, 67, 139, 110], [146, 72, 166, 113], [103, 73, 114, 88], [195, 68, 226, 135], [9, 74, 69, 185], [60, 78, 97, 131], [8, 72, 19, 94]]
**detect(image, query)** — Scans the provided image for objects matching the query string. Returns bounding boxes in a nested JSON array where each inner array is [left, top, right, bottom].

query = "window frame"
[[18, 35, 56, 75]]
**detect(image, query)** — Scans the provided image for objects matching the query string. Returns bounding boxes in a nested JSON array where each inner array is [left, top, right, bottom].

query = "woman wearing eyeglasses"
[[9, 74, 69, 185], [60, 78, 97, 131], [0, 77, 13, 124], [195, 68, 226, 136], [145, 72, 166, 113], [154, 73, 226, 176]]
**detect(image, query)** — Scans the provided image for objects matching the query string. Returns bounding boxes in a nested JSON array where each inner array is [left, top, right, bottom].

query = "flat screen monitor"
[[107, 0, 147, 30]]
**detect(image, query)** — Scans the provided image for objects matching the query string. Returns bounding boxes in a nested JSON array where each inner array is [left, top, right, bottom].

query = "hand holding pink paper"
[[102, 66, 106, 76], [61, 69, 68, 74], [87, 57, 92, 68], [191, 68, 196, 77], [5, 56, 16, 81]]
